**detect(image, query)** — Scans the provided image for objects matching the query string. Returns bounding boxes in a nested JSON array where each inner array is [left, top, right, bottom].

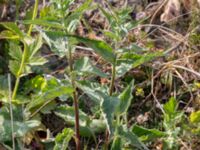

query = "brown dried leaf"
[[160, 0, 181, 24]]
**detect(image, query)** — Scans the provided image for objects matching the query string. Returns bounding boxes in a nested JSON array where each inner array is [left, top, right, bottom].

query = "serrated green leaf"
[[9, 60, 31, 77], [71, 35, 115, 63], [0, 30, 20, 39], [26, 86, 73, 111], [117, 126, 149, 150], [132, 125, 166, 141], [116, 62, 133, 78], [8, 41, 22, 61], [76, 80, 108, 104], [0, 22, 23, 37], [54, 105, 90, 126], [9, 60, 20, 76], [163, 97, 177, 115], [116, 80, 134, 115], [0, 116, 40, 142], [29, 56, 47, 66], [121, 51, 163, 68], [28, 35, 43, 59], [74, 57, 108, 78], [132, 52, 163, 68], [100, 93, 119, 135], [40, 30, 68, 57]]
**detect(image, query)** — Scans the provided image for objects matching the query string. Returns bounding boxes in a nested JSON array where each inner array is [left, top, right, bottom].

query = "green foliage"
[[0, 0, 169, 149], [70, 35, 116, 63], [54, 128, 74, 150], [25, 76, 74, 112], [162, 97, 183, 150], [100, 93, 119, 135], [132, 125, 166, 141], [116, 80, 134, 115], [74, 57, 108, 78]]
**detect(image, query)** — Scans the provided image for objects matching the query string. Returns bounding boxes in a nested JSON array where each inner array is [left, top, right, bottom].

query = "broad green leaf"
[[25, 76, 72, 113], [132, 125, 166, 141], [42, 31, 115, 62], [54, 105, 90, 126], [29, 56, 47, 66], [116, 51, 163, 77], [9, 60, 20, 76], [8, 41, 22, 61], [190, 110, 200, 123], [116, 62, 132, 78], [118, 44, 147, 54], [0, 30, 20, 39], [9, 60, 31, 77], [117, 126, 149, 150], [40, 30, 68, 57], [74, 57, 108, 78], [116, 80, 134, 115], [26, 86, 73, 111], [0, 116, 40, 142], [132, 52, 163, 68], [163, 97, 177, 115], [0, 22, 23, 37], [121, 51, 163, 68], [71, 35, 115, 63], [28, 35, 43, 59], [53, 128, 74, 150], [76, 80, 108, 104], [23, 19, 64, 29], [100, 93, 119, 135]]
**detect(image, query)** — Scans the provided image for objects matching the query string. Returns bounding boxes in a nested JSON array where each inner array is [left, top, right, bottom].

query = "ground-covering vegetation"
[[0, 0, 200, 149]]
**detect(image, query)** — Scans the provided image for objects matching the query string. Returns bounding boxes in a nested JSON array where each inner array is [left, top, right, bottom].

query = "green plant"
[[0, 0, 165, 149]]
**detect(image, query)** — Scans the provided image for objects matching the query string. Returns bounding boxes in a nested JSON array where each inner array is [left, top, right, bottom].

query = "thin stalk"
[[68, 46, 81, 150], [11, 43, 28, 100], [8, 74, 15, 150], [60, 0, 80, 148], [12, 0, 38, 100], [109, 61, 116, 96], [27, 0, 39, 35], [105, 57, 117, 150]]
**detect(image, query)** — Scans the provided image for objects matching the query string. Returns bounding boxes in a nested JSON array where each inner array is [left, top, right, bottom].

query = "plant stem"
[[68, 45, 81, 150], [104, 57, 117, 150], [12, 0, 38, 100], [11, 43, 28, 100], [28, 0, 39, 35], [109, 57, 116, 96]]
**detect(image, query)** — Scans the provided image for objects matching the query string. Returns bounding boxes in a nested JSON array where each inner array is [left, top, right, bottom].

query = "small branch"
[[109, 58, 117, 96], [68, 46, 81, 150]]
